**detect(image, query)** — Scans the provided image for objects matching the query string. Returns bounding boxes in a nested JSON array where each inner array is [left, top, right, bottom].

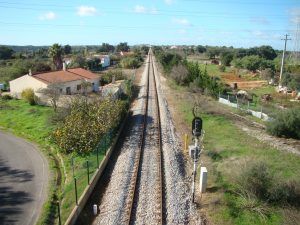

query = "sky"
[[0, 0, 299, 50]]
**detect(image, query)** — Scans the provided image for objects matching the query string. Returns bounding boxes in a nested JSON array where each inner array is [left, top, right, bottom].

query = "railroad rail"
[[125, 51, 164, 225]]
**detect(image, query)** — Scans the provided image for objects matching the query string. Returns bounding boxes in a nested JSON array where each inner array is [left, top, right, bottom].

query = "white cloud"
[[178, 29, 187, 34], [39, 11, 56, 20], [173, 18, 191, 26], [133, 5, 158, 14], [164, 0, 173, 5], [290, 8, 300, 24], [77, 6, 97, 16], [150, 7, 158, 15], [252, 30, 269, 39], [250, 17, 269, 25], [134, 5, 147, 13]]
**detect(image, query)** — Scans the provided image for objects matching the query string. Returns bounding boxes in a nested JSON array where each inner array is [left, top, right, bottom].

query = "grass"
[[0, 99, 112, 224], [171, 88, 300, 224]]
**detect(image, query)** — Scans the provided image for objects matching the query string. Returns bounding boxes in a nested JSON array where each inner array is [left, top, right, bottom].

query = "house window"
[[66, 87, 71, 95], [77, 85, 81, 91]]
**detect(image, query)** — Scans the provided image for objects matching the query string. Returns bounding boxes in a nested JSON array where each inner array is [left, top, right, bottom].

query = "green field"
[[170, 86, 300, 224]]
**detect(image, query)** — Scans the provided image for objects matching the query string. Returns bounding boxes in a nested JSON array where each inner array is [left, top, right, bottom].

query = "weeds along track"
[[124, 52, 164, 225]]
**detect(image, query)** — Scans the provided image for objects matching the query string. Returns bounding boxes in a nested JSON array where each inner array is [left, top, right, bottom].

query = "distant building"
[[0, 83, 5, 90], [100, 55, 110, 68], [93, 55, 111, 68], [10, 65, 100, 99]]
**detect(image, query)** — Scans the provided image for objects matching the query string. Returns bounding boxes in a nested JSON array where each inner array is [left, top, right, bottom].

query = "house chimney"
[[63, 62, 67, 71], [29, 69, 32, 76]]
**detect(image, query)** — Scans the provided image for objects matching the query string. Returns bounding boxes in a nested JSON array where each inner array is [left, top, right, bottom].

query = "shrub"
[[120, 57, 141, 69], [267, 108, 300, 139], [21, 88, 36, 105], [101, 69, 124, 85], [170, 63, 189, 85], [236, 161, 300, 207], [219, 65, 226, 72], [268, 180, 300, 206], [1, 94, 13, 100], [52, 97, 127, 154], [237, 161, 273, 200]]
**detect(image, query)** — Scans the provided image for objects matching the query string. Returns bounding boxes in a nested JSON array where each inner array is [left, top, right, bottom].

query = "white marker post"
[[200, 167, 207, 193]]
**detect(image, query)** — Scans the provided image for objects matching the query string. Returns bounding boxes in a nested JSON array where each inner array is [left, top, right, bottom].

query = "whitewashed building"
[[10, 66, 100, 99]]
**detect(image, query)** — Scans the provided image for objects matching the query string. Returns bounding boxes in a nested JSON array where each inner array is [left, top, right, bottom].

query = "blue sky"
[[0, 0, 299, 50]]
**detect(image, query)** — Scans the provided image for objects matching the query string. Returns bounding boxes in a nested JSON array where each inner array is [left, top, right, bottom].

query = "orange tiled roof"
[[32, 68, 99, 84]]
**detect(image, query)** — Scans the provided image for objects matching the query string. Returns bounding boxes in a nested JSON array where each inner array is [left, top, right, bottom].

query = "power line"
[[0, 3, 287, 19], [0, 21, 294, 33]]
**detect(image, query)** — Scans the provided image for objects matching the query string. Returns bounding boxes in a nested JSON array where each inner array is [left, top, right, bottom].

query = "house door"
[[66, 87, 71, 95]]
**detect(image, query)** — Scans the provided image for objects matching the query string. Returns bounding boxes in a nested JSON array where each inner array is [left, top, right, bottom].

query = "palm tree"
[[48, 43, 64, 70]]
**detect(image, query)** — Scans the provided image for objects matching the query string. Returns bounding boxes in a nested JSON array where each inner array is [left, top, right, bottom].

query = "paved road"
[[0, 131, 49, 225]]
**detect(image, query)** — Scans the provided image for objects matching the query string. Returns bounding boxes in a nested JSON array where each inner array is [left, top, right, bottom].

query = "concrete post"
[[200, 167, 207, 193]]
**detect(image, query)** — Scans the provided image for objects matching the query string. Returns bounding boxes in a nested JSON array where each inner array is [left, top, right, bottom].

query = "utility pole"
[[279, 34, 291, 87]]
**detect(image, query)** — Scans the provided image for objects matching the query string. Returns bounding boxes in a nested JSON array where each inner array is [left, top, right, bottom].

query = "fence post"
[[71, 157, 75, 178], [247, 101, 250, 110], [105, 134, 107, 155], [184, 134, 188, 152], [74, 177, 78, 205], [86, 160, 90, 185], [227, 94, 230, 102], [260, 105, 263, 119], [236, 96, 239, 108], [57, 201, 61, 225], [96, 145, 99, 168]]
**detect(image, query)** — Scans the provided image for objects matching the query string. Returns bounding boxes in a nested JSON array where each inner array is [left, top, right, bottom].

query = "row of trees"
[[155, 50, 224, 97], [191, 45, 278, 61]]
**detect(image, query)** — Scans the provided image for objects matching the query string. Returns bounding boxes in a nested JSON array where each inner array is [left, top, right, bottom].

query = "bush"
[[1, 94, 13, 100], [236, 161, 300, 207], [267, 108, 300, 139], [268, 180, 300, 206], [21, 88, 36, 105], [219, 65, 226, 72], [101, 69, 124, 85], [237, 161, 273, 200], [52, 97, 127, 154], [120, 57, 141, 69], [170, 63, 189, 85]]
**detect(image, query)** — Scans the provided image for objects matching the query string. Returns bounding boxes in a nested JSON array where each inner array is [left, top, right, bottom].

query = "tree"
[[220, 51, 234, 66], [38, 84, 62, 112], [116, 42, 130, 52], [48, 43, 64, 70], [196, 45, 206, 53], [64, 45, 72, 54], [0, 46, 14, 60], [241, 55, 261, 72], [258, 45, 277, 60], [98, 43, 115, 53]]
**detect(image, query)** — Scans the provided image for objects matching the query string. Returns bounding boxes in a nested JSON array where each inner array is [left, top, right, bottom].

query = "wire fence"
[[219, 93, 282, 121], [58, 129, 115, 223]]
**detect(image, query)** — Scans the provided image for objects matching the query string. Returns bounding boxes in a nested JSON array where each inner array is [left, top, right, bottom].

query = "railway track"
[[124, 51, 164, 225]]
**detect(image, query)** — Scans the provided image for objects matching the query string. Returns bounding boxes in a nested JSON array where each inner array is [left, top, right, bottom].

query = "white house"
[[10, 66, 101, 99], [100, 55, 110, 68]]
